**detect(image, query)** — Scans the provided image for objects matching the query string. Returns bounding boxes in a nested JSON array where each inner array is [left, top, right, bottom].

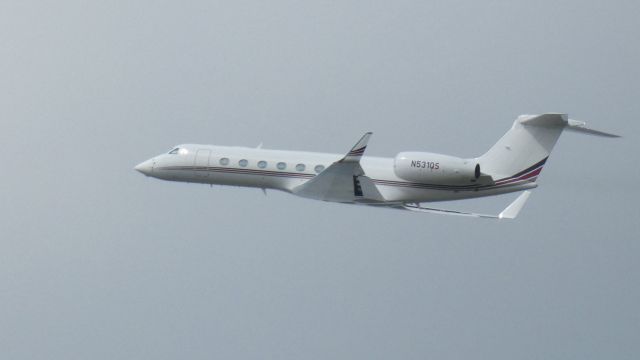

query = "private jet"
[[135, 113, 618, 219]]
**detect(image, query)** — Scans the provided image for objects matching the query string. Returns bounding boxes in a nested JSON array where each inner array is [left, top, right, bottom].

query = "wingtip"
[[498, 191, 531, 219]]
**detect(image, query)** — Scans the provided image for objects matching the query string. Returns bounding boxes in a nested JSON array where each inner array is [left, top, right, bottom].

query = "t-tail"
[[478, 113, 619, 185]]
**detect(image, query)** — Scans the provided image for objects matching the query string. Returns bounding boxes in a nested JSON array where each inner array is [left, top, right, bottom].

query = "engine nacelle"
[[394, 152, 481, 185]]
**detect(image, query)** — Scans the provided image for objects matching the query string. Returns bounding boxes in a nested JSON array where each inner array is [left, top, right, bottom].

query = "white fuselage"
[[136, 144, 536, 204]]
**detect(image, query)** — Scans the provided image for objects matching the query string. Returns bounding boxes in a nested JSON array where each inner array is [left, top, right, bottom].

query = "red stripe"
[[495, 166, 543, 185]]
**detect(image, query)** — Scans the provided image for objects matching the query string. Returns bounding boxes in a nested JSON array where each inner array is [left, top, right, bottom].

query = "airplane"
[[135, 113, 619, 219]]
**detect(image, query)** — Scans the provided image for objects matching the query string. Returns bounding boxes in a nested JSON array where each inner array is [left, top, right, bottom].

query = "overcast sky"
[[1, 1, 638, 359]]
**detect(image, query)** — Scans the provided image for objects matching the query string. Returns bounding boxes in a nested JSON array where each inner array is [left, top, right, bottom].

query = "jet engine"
[[393, 152, 481, 185]]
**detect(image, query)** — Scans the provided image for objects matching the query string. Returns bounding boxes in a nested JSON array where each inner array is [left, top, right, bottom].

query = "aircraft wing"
[[292, 133, 385, 202], [387, 191, 531, 219]]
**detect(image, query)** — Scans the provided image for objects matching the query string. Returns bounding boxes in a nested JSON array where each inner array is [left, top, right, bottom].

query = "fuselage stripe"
[[495, 156, 549, 185], [158, 165, 533, 192]]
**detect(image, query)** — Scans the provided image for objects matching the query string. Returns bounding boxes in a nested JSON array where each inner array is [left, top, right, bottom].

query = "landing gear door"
[[193, 149, 211, 178]]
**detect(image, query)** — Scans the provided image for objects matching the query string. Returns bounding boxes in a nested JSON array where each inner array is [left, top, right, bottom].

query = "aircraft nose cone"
[[134, 159, 154, 176]]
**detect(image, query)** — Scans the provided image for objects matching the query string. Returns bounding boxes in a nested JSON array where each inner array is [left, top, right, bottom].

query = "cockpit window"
[[168, 147, 189, 155]]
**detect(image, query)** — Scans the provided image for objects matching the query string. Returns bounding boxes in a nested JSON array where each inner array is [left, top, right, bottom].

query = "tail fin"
[[478, 113, 619, 184]]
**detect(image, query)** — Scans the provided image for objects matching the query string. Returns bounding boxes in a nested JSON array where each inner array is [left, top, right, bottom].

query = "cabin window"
[[257, 161, 267, 169], [239, 159, 248, 167], [295, 163, 306, 172], [277, 162, 286, 170], [219, 157, 229, 166], [314, 165, 325, 173]]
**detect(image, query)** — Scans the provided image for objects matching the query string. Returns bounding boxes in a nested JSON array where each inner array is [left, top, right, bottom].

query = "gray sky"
[[1, 1, 638, 359]]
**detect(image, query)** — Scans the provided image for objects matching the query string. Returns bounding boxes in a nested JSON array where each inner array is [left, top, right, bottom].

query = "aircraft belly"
[[205, 171, 302, 191], [375, 182, 537, 203]]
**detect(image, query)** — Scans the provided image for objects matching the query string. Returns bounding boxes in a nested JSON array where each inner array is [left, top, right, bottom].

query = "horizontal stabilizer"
[[518, 113, 620, 137], [567, 119, 620, 138], [398, 191, 531, 220]]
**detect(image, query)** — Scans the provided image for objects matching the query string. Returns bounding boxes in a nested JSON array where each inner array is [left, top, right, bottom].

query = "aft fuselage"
[[135, 144, 536, 204]]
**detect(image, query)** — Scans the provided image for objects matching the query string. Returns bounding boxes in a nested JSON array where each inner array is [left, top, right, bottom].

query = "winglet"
[[340, 132, 372, 162], [292, 132, 377, 202], [498, 191, 531, 219]]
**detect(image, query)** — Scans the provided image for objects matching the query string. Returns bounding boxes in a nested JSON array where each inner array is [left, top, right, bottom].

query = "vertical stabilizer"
[[478, 114, 567, 182]]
